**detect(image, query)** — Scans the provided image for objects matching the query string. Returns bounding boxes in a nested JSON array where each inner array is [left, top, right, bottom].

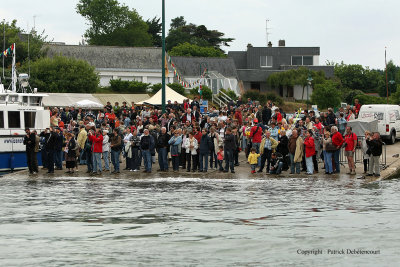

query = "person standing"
[[102, 130, 110, 172], [156, 127, 170, 172], [288, 130, 303, 174], [185, 132, 198, 172], [322, 131, 334, 174], [23, 128, 37, 174], [88, 128, 103, 174], [168, 130, 183, 172], [199, 129, 212, 172], [331, 126, 344, 173], [366, 132, 383, 177], [110, 129, 122, 173], [344, 126, 357, 175], [258, 130, 278, 173], [77, 125, 87, 165], [361, 131, 371, 174], [65, 133, 77, 174], [248, 148, 260, 174], [140, 129, 155, 173], [249, 119, 263, 154], [54, 127, 64, 170], [223, 128, 236, 173], [46, 127, 57, 174], [304, 130, 316, 175]]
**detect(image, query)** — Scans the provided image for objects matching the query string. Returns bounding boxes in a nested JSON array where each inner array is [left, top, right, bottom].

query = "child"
[[217, 145, 224, 171], [248, 148, 260, 174]]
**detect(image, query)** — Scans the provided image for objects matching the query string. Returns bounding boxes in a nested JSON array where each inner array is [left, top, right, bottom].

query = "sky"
[[1, 0, 399, 69]]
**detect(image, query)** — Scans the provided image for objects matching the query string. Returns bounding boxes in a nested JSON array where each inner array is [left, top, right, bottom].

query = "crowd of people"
[[23, 96, 383, 177]]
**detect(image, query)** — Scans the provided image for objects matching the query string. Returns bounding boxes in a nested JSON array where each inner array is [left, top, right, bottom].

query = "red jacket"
[[194, 131, 202, 144], [89, 134, 103, 153], [181, 113, 196, 124], [250, 125, 263, 143], [234, 111, 243, 126], [304, 136, 315, 158], [332, 132, 344, 148]]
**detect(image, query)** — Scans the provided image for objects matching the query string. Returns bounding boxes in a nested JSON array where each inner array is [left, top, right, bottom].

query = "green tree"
[[167, 83, 186, 96], [166, 16, 234, 52], [76, 0, 152, 46], [267, 67, 326, 99], [146, 16, 162, 47], [169, 42, 226, 58], [310, 80, 342, 109], [0, 20, 46, 68], [26, 55, 99, 93]]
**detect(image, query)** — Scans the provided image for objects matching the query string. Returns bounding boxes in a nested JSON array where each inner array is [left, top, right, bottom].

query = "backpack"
[[141, 136, 150, 150]]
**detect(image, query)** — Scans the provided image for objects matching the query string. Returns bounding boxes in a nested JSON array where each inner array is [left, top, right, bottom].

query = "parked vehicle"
[[358, 104, 400, 144]]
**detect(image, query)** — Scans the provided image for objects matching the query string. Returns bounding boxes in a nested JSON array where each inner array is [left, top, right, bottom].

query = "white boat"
[[0, 43, 50, 171]]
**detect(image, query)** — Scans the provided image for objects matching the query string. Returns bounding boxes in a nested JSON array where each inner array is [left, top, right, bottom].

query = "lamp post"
[[161, 0, 166, 114], [306, 74, 313, 110]]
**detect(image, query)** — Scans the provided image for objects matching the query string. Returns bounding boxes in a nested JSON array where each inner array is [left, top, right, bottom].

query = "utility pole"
[[161, 0, 166, 113], [385, 47, 388, 104]]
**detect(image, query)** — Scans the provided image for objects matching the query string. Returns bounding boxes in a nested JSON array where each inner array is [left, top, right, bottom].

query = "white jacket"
[[184, 137, 198, 155], [102, 134, 110, 152]]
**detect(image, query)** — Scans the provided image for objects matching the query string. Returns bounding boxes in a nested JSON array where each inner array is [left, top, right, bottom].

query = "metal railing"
[[211, 89, 233, 107], [337, 136, 387, 169]]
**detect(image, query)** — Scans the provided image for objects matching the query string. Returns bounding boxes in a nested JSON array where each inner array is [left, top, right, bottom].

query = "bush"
[[242, 90, 283, 106], [109, 79, 150, 93], [150, 83, 162, 94], [343, 89, 364, 104], [220, 88, 238, 101], [354, 94, 387, 105], [310, 80, 342, 109], [167, 83, 186, 96], [190, 85, 212, 100]]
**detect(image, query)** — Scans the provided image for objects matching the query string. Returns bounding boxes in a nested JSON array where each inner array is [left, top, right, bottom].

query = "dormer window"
[[260, 56, 273, 67]]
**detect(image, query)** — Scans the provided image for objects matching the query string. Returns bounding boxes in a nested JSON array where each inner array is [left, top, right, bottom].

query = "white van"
[[358, 104, 400, 144]]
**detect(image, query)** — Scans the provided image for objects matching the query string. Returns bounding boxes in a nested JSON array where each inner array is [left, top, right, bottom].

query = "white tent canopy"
[[74, 99, 104, 109], [137, 86, 187, 105]]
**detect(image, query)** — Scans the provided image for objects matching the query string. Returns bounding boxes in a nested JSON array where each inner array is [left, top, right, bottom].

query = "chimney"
[[278, 40, 286, 47], [267, 41, 272, 47], [247, 43, 253, 49]]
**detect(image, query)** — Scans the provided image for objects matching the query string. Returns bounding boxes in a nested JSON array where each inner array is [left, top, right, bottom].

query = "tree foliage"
[[190, 85, 212, 100], [310, 80, 342, 109], [166, 16, 234, 53], [169, 42, 226, 58], [0, 20, 46, 68], [76, 0, 152, 46], [26, 55, 99, 93], [167, 83, 186, 96], [242, 90, 283, 106], [146, 16, 162, 47], [108, 79, 150, 93]]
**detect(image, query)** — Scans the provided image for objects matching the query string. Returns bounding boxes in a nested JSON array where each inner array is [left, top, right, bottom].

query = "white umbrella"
[[75, 99, 104, 109]]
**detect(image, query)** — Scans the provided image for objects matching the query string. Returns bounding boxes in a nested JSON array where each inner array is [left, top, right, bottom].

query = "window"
[[0, 111, 4, 128], [250, 82, 261, 91], [24, 112, 36, 128], [0, 95, 6, 103], [8, 111, 21, 128], [260, 56, 273, 67], [23, 96, 28, 105], [395, 110, 400, 120], [8, 95, 18, 103], [303, 56, 313, 65], [291, 56, 314, 66]]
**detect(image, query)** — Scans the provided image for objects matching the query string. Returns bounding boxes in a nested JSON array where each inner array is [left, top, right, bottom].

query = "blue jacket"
[[199, 134, 212, 154]]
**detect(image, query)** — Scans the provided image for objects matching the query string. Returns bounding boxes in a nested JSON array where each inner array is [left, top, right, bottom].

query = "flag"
[[198, 84, 202, 96], [164, 54, 169, 76]]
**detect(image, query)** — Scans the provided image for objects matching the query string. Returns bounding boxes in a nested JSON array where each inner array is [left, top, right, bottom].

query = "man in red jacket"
[[344, 126, 357, 175], [250, 118, 263, 154], [89, 128, 104, 174], [331, 126, 344, 173]]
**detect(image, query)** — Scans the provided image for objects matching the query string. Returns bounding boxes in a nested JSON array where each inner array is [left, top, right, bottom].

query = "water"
[[0, 174, 399, 266]]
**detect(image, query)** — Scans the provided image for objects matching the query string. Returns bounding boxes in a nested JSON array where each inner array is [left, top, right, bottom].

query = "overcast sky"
[[1, 0, 399, 69]]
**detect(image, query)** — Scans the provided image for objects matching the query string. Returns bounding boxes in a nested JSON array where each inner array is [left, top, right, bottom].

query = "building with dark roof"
[[44, 44, 174, 87], [228, 41, 334, 100]]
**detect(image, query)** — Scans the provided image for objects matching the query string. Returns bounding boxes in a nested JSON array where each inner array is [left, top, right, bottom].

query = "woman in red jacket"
[[304, 130, 315, 175], [89, 128, 104, 174]]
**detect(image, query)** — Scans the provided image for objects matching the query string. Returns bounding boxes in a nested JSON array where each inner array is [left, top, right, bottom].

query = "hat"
[[254, 118, 258, 123]]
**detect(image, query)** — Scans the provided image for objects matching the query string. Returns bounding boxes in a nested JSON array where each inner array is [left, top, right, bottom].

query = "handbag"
[[325, 143, 337, 152]]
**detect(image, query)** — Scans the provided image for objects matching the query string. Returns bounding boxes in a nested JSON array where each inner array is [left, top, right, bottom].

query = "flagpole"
[[385, 47, 388, 104], [161, 0, 166, 114], [2, 19, 5, 80]]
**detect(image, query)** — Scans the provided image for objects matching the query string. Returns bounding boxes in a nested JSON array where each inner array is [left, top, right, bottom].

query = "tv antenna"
[[266, 19, 272, 45]]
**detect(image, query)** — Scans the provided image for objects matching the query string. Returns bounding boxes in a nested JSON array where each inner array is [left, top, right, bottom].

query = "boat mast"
[[11, 43, 16, 92]]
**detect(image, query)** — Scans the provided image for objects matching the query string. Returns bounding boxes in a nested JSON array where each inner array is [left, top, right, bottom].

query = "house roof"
[[170, 56, 238, 78], [44, 44, 167, 70]]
